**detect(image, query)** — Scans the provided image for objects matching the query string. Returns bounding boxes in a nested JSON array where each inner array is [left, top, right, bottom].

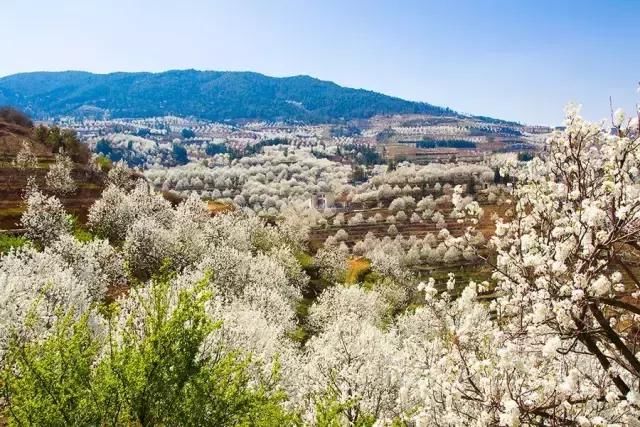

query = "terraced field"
[[0, 118, 107, 230], [0, 166, 105, 229], [309, 201, 507, 251]]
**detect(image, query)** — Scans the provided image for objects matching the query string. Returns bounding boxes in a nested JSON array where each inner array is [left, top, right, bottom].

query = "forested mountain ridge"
[[0, 70, 458, 122]]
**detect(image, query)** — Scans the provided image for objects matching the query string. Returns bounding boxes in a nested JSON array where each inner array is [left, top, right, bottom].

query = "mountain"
[[0, 70, 458, 123]]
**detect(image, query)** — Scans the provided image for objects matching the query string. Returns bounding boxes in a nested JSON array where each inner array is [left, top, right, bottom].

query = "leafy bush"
[[1, 274, 296, 426]]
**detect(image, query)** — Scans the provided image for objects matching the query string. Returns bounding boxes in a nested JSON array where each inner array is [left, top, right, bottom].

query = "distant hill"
[[0, 70, 459, 123]]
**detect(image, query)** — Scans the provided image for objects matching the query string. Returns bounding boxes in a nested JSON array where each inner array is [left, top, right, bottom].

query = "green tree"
[[172, 143, 189, 165], [181, 128, 196, 139], [493, 167, 502, 184], [1, 273, 297, 426]]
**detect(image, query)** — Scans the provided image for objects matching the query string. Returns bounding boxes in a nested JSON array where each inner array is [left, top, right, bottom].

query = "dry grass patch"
[[346, 256, 371, 284], [207, 200, 235, 215]]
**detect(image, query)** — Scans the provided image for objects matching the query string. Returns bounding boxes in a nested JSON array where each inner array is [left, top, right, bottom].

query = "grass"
[[0, 234, 27, 254], [73, 227, 94, 243], [345, 257, 371, 284], [68, 215, 95, 242]]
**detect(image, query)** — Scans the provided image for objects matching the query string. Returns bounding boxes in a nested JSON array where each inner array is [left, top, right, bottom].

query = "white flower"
[[613, 108, 625, 127], [499, 399, 521, 426], [590, 275, 611, 296], [627, 390, 640, 405], [46, 151, 77, 195], [542, 336, 561, 357]]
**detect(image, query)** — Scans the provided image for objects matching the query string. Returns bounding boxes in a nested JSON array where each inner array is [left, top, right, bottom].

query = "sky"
[[1, 0, 639, 125]]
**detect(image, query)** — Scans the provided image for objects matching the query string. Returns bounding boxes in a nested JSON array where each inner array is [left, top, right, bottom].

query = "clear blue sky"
[[1, 0, 639, 125]]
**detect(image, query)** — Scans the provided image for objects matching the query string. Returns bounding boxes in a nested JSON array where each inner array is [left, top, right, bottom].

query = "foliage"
[[313, 392, 376, 427], [94, 135, 163, 167], [181, 128, 196, 139], [376, 127, 397, 142], [4, 100, 640, 425], [172, 143, 189, 165], [342, 143, 381, 166], [0, 70, 455, 122], [294, 251, 315, 270], [517, 151, 534, 161], [330, 124, 361, 138], [91, 153, 112, 172], [205, 142, 228, 156], [33, 124, 89, 163], [415, 139, 476, 149], [0, 234, 27, 254], [242, 137, 290, 157], [1, 275, 295, 426], [72, 226, 94, 243], [146, 149, 352, 218]]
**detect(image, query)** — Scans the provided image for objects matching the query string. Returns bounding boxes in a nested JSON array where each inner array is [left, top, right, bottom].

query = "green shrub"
[[1, 274, 297, 426], [95, 154, 113, 172]]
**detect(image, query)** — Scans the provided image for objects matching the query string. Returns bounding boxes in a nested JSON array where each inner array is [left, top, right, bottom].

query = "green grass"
[[295, 297, 313, 318], [362, 270, 383, 289], [69, 215, 95, 242], [294, 251, 315, 269], [73, 227, 94, 243], [0, 234, 28, 254]]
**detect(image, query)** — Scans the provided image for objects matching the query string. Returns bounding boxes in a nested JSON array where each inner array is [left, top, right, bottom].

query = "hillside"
[[0, 113, 104, 230], [0, 70, 458, 123]]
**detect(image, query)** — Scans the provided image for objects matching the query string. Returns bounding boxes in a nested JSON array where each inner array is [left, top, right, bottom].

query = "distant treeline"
[[412, 139, 477, 149], [241, 138, 290, 156], [205, 143, 228, 156], [95, 139, 189, 167], [340, 143, 381, 165]]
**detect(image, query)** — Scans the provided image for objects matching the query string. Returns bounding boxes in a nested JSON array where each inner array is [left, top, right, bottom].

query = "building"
[[309, 192, 335, 210]]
